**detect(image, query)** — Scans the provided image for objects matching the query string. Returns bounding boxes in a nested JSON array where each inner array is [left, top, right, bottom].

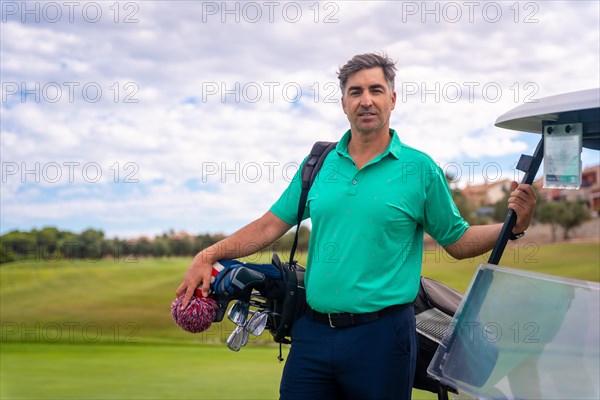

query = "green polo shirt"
[[270, 129, 469, 314]]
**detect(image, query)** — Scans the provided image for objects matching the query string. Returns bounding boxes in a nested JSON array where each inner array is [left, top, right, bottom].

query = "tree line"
[[0, 226, 310, 264]]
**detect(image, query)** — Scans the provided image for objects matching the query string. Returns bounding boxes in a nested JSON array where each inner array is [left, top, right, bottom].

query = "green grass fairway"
[[1, 343, 286, 400], [421, 241, 600, 292], [1, 241, 597, 399], [0, 343, 441, 400]]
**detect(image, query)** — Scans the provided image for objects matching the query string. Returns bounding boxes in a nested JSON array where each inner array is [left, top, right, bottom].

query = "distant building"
[[534, 164, 600, 213], [584, 165, 600, 212], [171, 230, 193, 240], [458, 165, 600, 218]]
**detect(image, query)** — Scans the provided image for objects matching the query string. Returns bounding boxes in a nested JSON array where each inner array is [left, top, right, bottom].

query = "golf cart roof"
[[495, 88, 600, 150]]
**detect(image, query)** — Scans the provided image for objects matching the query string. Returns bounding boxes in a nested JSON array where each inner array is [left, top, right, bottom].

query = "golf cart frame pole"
[[488, 135, 545, 265]]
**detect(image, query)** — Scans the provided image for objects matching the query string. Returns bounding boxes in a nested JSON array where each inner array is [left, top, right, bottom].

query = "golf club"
[[227, 300, 250, 326], [245, 309, 269, 336], [226, 325, 248, 352]]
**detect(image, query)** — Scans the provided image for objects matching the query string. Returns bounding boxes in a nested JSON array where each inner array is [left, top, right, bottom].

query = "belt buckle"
[[328, 314, 336, 328]]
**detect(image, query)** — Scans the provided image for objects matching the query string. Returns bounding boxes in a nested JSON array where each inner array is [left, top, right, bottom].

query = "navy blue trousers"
[[280, 306, 417, 400]]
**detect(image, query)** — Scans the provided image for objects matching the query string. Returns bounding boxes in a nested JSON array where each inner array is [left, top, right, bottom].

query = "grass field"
[[1, 241, 598, 399], [1, 343, 286, 400]]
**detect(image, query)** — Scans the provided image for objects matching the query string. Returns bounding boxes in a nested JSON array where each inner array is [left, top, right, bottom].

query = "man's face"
[[341, 67, 396, 136]]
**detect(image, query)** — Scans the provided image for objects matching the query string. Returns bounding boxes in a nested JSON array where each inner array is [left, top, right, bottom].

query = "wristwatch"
[[509, 231, 526, 240]]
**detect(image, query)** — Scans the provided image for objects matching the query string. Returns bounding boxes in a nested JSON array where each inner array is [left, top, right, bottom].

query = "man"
[[177, 53, 536, 399]]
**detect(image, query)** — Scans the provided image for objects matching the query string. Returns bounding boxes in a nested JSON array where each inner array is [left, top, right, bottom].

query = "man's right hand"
[[176, 253, 213, 310]]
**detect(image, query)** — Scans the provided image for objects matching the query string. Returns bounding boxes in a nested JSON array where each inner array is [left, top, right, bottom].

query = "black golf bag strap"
[[288, 141, 337, 265]]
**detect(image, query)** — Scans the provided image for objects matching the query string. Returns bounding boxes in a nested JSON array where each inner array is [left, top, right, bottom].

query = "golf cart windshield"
[[428, 264, 600, 399]]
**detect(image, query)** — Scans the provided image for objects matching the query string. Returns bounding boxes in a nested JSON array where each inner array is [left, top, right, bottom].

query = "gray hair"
[[337, 52, 397, 94]]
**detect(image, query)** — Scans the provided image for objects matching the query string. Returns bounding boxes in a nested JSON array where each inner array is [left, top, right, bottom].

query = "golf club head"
[[227, 300, 250, 326], [246, 309, 269, 336], [217, 267, 266, 300], [226, 325, 246, 352]]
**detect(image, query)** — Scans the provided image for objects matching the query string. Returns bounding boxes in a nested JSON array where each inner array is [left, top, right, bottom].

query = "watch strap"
[[509, 231, 526, 240]]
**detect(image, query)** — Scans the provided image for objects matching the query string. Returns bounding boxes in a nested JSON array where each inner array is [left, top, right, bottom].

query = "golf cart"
[[426, 88, 600, 399]]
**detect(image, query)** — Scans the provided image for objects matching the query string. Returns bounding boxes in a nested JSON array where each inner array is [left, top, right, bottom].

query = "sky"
[[1, 0, 599, 238]]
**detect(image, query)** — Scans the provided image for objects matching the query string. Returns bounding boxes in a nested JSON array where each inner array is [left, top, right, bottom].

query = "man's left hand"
[[508, 181, 537, 233]]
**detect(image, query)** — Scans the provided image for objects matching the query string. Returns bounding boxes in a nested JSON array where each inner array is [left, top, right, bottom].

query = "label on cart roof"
[[543, 123, 583, 189]]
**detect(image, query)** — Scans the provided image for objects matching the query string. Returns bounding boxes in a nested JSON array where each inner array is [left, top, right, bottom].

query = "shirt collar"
[[337, 129, 402, 160]]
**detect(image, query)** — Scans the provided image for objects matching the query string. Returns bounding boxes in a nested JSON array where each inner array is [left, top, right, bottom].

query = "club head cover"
[[211, 266, 267, 322], [171, 295, 219, 333]]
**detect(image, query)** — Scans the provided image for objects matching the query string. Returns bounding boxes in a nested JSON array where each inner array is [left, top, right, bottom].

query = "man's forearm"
[[444, 224, 503, 260], [444, 182, 537, 260], [196, 211, 292, 264]]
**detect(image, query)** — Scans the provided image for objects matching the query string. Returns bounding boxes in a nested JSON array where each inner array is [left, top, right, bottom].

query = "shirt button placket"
[[348, 177, 358, 195]]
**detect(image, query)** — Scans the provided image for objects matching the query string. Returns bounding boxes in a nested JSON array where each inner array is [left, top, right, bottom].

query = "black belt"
[[306, 303, 412, 329]]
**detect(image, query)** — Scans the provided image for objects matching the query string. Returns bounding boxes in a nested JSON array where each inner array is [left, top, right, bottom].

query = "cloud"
[[1, 0, 599, 237]]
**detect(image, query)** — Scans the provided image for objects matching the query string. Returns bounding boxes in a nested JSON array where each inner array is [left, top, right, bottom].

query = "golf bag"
[[265, 253, 306, 344]]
